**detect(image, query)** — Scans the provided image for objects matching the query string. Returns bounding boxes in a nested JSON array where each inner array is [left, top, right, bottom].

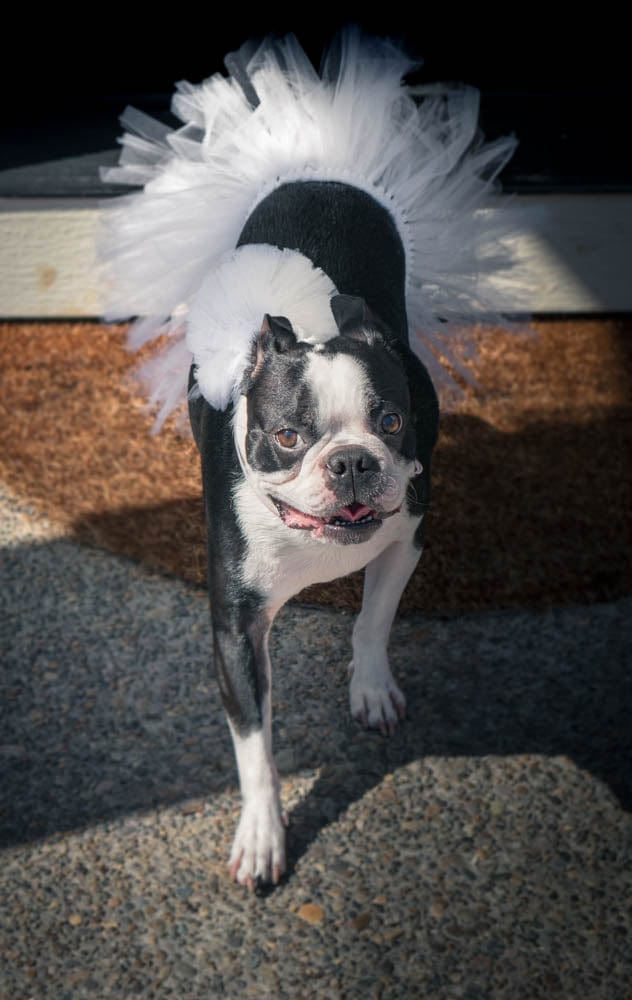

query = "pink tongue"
[[337, 503, 373, 523], [281, 501, 374, 529], [283, 507, 324, 529]]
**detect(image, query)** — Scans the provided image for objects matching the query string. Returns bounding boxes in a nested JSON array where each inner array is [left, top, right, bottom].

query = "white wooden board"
[[1, 194, 630, 318]]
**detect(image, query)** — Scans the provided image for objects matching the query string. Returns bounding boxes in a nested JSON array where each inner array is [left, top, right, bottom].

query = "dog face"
[[237, 299, 421, 546]]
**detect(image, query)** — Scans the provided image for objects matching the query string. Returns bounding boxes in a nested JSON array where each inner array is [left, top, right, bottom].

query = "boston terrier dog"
[[188, 181, 439, 887], [100, 31, 518, 889]]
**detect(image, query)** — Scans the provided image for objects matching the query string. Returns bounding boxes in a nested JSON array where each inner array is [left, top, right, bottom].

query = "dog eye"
[[275, 428, 300, 448], [381, 413, 402, 435]]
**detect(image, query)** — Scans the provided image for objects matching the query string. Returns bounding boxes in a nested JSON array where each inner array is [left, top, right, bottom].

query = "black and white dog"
[[188, 181, 438, 886], [101, 31, 518, 888]]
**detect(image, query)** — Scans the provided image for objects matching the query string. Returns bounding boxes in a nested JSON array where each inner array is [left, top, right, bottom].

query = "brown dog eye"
[[381, 413, 402, 434], [275, 428, 300, 448]]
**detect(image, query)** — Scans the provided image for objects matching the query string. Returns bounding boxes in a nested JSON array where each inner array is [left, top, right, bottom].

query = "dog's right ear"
[[241, 314, 298, 395], [259, 314, 297, 352]]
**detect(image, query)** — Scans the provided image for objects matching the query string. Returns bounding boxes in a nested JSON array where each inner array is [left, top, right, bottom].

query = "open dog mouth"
[[272, 498, 399, 539]]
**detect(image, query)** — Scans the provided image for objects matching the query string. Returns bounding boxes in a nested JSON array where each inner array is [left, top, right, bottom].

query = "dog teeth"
[[330, 515, 376, 527]]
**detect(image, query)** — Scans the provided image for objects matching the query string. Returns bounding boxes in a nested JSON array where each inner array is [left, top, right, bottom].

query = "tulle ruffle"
[[99, 28, 529, 430]]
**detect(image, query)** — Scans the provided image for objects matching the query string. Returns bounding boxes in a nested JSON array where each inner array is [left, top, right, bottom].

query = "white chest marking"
[[234, 476, 416, 610]]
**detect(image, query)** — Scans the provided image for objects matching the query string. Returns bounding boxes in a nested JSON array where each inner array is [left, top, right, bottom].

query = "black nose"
[[325, 447, 380, 483]]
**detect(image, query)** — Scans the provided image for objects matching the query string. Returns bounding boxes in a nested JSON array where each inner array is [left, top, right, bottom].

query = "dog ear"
[[241, 314, 298, 395], [259, 314, 297, 353], [330, 294, 381, 342]]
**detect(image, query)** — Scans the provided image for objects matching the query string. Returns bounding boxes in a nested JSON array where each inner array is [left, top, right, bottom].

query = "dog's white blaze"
[[306, 352, 371, 432]]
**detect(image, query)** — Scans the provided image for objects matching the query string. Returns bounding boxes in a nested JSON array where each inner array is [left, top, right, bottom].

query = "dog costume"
[[99, 30, 524, 888]]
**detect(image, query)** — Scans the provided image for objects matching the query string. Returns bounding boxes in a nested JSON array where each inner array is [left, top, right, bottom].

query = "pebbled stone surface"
[[1, 488, 631, 998]]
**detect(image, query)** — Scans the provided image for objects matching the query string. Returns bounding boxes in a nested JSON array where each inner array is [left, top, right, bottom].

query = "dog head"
[[235, 295, 437, 545]]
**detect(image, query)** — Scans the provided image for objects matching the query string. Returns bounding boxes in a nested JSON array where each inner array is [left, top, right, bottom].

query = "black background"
[[3, 9, 631, 191]]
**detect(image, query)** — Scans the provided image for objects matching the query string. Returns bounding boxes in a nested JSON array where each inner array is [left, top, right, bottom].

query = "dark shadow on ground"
[[70, 410, 632, 614], [1, 529, 630, 860], [283, 599, 631, 875]]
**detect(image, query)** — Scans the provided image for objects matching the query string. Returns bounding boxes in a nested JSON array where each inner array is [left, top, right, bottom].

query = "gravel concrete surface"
[[1, 489, 631, 999]]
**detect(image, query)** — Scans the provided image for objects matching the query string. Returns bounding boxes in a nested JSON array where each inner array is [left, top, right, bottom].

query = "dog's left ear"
[[330, 294, 381, 342]]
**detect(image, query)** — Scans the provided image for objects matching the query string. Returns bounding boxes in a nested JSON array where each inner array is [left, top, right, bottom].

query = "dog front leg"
[[349, 527, 423, 735], [212, 610, 286, 888]]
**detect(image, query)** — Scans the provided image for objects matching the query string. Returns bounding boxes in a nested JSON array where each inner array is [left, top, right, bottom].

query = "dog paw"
[[229, 796, 287, 890], [349, 661, 407, 736]]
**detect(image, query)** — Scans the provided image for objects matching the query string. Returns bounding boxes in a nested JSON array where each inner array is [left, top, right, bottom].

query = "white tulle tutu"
[[99, 29, 527, 431]]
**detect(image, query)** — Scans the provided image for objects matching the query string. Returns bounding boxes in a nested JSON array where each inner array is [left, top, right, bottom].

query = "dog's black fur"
[[189, 178, 439, 887]]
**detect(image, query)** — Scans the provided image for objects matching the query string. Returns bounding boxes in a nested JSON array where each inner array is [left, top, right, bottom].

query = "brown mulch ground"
[[1, 318, 630, 612]]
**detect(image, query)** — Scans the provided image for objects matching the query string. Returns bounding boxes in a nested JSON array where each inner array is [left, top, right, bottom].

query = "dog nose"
[[325, 447, 380, 482]]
